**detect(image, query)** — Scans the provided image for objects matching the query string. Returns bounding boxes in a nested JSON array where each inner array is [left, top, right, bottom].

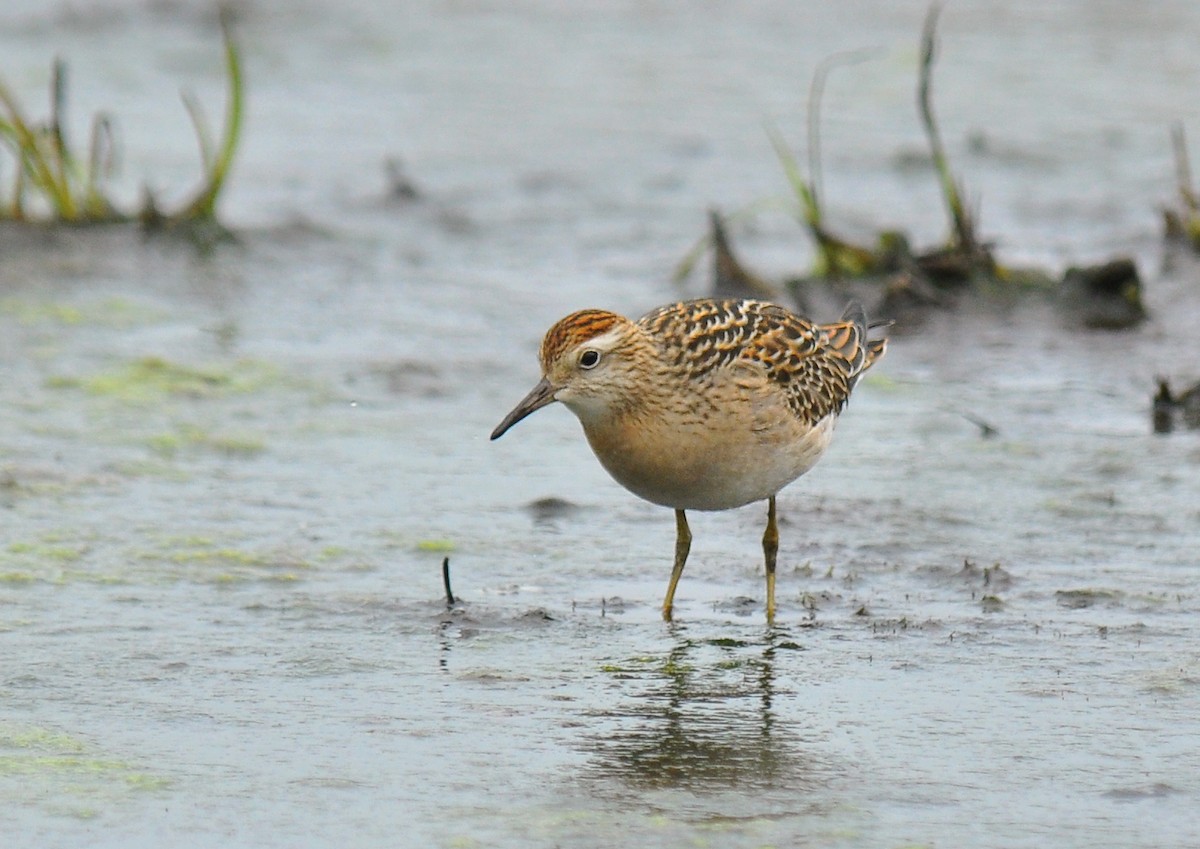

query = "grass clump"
[[677, 4, 1004, 294], [776, 2, 997, 287], [0, 8, 243, 241], [675, 3, 1143, 327], [47, 356, 279, 402]]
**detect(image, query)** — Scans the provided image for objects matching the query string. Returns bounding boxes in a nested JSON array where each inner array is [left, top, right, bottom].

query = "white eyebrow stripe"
[[581, 326, 625, 351]]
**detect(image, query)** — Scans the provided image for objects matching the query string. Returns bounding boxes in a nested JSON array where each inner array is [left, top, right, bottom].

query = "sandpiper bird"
[[490, 298, 887, 621]]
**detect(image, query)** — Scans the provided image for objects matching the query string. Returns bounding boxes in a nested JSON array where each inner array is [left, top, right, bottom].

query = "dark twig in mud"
[[960, 412, 999, 439], [1152, 377, 1200, 434], [671, 197, 779, 284], [1153, 379, 1175, 434], [708, 210, 779, 300], [442, 556, 456, 607], [384, 157, 421, 202]]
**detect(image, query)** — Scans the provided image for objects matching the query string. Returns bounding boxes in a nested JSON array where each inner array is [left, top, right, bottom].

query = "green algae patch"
[[417, 539, 455, 553], [0, 537, 91, 584], [48, 356, 281, 402], [139, 533, 374, 584], [0, 722, 170, 818], [0, 296, 166, 328], [860, 371, 902, 392], [600, 655, 659, 674], [0, 299, 85, 325], [0, 726, 87, 754], [1055, 588, 1123, 609], [6, 541, 85, 562], [137, 536, 315, 585], [1, 531, 320, 587], [167, 547, 273, 566], [0, 464, 76, 499], [145, 424, 267, 458], [107, 458, 192, 481]]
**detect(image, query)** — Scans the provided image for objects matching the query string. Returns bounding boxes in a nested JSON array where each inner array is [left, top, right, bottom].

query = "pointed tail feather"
[[864, 316, 891, 370], [866, 336, 888, 369], [835, 300, 889, 381]]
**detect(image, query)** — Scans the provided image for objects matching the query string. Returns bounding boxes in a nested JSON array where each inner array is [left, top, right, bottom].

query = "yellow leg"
[[763, 496, 778, 622], [662, 509, 691, 620]]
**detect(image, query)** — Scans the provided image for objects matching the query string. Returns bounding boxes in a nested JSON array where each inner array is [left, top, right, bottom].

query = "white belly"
[[584, 412, 837, 511]]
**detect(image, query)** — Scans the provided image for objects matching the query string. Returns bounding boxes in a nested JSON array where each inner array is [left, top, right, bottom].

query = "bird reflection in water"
[[581, 626, 826, 795]]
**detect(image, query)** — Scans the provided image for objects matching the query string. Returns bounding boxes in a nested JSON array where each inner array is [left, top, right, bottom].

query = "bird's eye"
[[578, 349, 601, 369]]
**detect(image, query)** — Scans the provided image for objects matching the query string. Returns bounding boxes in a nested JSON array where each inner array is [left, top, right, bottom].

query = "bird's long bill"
[[490, 377, 557, 440]]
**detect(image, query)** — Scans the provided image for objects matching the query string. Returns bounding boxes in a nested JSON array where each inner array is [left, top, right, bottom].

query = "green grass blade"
[[83, 113, 116, 217], [918, 1, 974, 253], [0, 81, 76, 217], [172, 8, 243, 222], [182, 91, 215, 169], [765, 122, 819, 227], [48, 58, 75, 213]]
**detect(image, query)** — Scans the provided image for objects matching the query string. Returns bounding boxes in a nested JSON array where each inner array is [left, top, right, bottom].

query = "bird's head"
[[490, 309, 643, 440]]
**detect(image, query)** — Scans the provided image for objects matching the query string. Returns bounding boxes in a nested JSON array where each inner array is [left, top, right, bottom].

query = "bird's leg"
[[763, 496, 779, 622], [662, 509, 691, 620]]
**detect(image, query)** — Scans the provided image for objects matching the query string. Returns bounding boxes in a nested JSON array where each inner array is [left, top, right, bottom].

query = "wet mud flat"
[[4, 2, 1200, 848]]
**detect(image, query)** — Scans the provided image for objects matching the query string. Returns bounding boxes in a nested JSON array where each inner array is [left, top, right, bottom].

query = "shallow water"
[[2, 2, 1200, 848]]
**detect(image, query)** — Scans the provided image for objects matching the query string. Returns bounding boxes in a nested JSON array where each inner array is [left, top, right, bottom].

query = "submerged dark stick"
[[442, 556, 456, 607], [960, 411, 999, 439]]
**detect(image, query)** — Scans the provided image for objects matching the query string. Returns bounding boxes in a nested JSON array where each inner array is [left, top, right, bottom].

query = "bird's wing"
[[640, 299, 878, 426]]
